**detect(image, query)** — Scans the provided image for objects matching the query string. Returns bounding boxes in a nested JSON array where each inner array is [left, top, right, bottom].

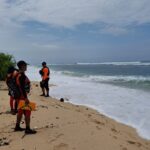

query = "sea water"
[[26, 62, 150, 140]]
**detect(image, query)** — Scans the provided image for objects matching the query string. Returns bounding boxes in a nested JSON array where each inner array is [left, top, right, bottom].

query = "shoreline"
[[55, 95, 150, 142], [0, 81, 150, 150]]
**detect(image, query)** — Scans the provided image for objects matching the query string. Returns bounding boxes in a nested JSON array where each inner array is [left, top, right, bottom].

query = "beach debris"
[[59, 97, 69, 102], [0, 137, 10, 147], [60, 98, 64, 102]]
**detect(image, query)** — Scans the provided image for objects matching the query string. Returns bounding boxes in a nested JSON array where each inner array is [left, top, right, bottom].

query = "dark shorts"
[[40, 78, 49, 90]]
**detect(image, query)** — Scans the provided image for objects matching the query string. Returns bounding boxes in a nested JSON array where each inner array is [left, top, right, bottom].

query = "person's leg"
[[42, 87, 45, 96], [40, 81, 45, 96], [45, 78, 49, 97], [24, 110, 31, 129], [24, 110, 36, 134], [10, 96, 14, 111], [15, 109, 24, 131], [10, 96, 17, 115], [14, 100, 18, 113]]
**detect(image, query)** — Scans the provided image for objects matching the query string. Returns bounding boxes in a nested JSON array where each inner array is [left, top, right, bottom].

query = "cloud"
[[32, 43, 60, 50], [100, 26, 128, 35], [0, 0, 150, 63], [0, 0, 150, 29]]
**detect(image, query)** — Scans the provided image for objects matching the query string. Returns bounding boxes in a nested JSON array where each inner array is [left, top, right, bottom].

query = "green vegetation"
[[0, 53, 16, 80]]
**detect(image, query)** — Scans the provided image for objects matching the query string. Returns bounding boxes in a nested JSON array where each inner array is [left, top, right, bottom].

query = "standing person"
[[14, 60, 36, 134], [6, 66, 18, 115], [39, 62, 50, 97]]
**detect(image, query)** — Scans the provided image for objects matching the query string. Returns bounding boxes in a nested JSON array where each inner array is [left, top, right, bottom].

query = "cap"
[[17, 60, 29, 68], [42, 61, 46, 65]]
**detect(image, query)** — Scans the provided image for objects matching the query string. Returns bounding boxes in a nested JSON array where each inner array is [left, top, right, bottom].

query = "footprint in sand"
[[127, 140, 142, 147], [53, 143, 69, 150], [96, 126, 101, 130], [93, 119, 105, 126], [111, 128, 119, 133]]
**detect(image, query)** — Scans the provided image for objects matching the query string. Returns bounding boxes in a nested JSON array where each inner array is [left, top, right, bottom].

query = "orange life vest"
[[42, 67, 50, 80]]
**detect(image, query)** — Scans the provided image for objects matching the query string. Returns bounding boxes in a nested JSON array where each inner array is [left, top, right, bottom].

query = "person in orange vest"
[[39, 62, 50, 97], [14, 60, 36, 134]]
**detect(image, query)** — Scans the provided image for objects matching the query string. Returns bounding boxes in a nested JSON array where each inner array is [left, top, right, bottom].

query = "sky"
[[0, 0, 150, 64]]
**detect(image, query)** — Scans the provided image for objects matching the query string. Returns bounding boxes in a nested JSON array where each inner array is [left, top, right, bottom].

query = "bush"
[[0, 53, 16, 80]]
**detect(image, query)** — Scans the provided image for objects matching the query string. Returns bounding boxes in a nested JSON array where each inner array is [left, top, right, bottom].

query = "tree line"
[[0, 53, 16, 80]]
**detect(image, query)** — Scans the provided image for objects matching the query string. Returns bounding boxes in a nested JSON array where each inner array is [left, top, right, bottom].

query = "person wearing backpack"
[[6, 66, 19, 115], [39, 61, 50, 97], [14, 60, 36, 134]]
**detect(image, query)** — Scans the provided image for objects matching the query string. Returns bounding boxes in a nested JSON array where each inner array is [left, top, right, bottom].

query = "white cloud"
[[32, 43, 60, 49], [100, 26, 128, 35], [0, 0, 150, 29], [0, 0, 150, 63]]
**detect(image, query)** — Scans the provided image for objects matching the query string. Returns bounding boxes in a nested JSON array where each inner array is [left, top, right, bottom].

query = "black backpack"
[[6, 72, 21, 99], [39, 70, 44, 76]]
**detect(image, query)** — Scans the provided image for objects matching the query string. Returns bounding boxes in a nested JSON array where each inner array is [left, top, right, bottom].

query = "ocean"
[[26, 62, 150, 140]]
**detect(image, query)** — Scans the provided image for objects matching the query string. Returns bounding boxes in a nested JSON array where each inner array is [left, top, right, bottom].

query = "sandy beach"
[[0, 81, 150, 150]]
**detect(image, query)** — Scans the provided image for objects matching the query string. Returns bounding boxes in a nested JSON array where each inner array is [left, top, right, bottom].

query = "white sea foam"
[[56, 70, 150, 81], [77, 61, 150, 66], [27, 65, 150, 140], [26, 66, 41, 81]]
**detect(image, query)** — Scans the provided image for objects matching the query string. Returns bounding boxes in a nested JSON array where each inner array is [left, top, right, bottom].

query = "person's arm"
[[19, 74, 27, 99], [48, 67, 50, 77]]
